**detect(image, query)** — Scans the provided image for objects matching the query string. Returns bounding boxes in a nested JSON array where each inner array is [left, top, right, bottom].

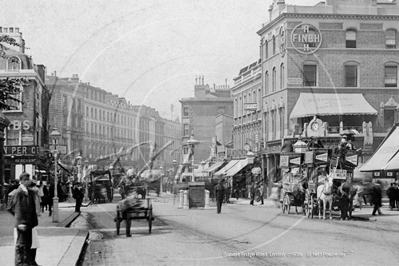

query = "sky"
[[1, 0, 319, 120]]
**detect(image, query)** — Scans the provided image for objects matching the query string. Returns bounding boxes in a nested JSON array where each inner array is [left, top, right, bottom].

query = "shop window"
[[385, 65, 397, 87], [303, 65, 317, 86], [345, 65, 358, 87], [346, 29, 357, 48], [386, 29, 396, 49]]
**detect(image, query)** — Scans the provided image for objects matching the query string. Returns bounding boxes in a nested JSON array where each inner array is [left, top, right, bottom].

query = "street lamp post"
[[159, 165, 163, 195], [50, 127, 61, 223], [76, 154, 82, 182], [186, 134, 200, 182], [83, 158, 89, 202]]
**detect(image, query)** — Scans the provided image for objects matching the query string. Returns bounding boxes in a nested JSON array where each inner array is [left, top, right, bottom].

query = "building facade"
[[256, 0, 399, 194], [180, 77, 234, 164], [163, 117, 182, 168], [47, 74, 176, 175], [1, 27, 51, 181]]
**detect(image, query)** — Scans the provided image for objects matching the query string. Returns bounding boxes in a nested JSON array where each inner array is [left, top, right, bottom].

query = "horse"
[[317, 175, 334, 220]]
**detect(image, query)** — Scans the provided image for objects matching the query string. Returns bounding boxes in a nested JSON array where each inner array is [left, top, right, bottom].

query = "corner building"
[[258, 0, 399, 195]]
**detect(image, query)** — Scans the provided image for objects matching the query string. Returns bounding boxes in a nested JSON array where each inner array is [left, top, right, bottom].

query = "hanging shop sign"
[[291, 23, 322, 54], [346, 154, 358, 166], [280, 155, 289, 168]]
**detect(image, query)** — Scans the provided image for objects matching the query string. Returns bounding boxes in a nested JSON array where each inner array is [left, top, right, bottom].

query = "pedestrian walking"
[[250, 182, 255, 206], [73, 182, 85, 212], [214, 178, 225, 214], [394, 182, 399, 210], [371, 182, 383, 216], [258, 182, 265, 205], [47, 183, 54, 217], [28, 179, 41, 266], [387, 183, 396, 210], [6, 173, 39, 266]]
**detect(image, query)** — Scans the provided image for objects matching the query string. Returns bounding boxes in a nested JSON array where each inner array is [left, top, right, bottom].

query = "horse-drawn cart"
[[280, 164, 307, 215], [115, 197, 154, 235]]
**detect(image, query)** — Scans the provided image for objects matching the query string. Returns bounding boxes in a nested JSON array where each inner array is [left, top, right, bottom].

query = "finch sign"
[[291, 23, 322, 54]]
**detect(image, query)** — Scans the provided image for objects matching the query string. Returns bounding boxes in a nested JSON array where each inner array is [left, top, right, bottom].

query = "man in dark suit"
[[214, 178, 226, 214], [73, 182, 85, 212], [7, 173, 39, 266]]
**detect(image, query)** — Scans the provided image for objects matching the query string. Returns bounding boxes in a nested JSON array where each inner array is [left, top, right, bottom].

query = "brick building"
[[231, 0, 399, 195], [1, 27, 51, 181], [180, 76, 233, 165], [261, 0, 399, 194]]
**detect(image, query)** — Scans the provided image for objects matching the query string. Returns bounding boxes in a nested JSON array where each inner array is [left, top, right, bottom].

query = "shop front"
[[4, 145, 51, 182]]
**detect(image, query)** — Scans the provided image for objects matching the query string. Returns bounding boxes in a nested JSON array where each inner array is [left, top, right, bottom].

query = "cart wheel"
[[148, 208, 153, 234]]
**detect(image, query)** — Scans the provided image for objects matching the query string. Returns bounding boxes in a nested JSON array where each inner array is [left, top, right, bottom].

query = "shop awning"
[[360, 124, 399, 172], [214, 160, 240, 177], [290, 93, 378, 119], [225, 159, 249, 177], [383, 152, 399, 171], [204, 161, 226, 173]]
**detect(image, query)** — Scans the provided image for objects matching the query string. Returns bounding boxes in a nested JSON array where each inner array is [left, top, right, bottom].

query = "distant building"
[[215, 113, 234, 161], [163, 117, 182, 168], [179, 76, 233, 164]]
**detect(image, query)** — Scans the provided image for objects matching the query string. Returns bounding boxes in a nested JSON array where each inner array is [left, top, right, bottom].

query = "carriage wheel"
[[148, 208, 153, 234]]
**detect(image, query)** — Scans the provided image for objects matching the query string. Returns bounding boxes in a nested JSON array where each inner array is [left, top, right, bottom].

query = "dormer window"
[[7, 56, 21, 71]]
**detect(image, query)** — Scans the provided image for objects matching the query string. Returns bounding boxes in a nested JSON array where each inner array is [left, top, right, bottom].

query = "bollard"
[[183, 190, 189, 209], [205, 190, 210, 209], [178, 190, 184, 209]]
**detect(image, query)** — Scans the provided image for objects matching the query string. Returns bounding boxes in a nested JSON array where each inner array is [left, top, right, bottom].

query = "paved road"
[[74, 193, 399, 266]]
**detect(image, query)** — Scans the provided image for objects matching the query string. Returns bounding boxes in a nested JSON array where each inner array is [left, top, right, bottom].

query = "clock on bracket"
[[307, 117, 324, 137]]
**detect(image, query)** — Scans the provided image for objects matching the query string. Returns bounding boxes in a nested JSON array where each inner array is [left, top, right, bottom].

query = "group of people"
[[386, 182, 399, 211], [250, 181, 265, 206]]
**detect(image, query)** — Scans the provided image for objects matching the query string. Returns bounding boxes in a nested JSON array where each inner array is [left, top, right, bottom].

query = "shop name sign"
[[4, 145, 39, 155], [291, 23, 322, 54], [244, 103, 257, 111]]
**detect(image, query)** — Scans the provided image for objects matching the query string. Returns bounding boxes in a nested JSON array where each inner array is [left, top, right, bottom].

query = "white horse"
[[317, 175, 334, 220]]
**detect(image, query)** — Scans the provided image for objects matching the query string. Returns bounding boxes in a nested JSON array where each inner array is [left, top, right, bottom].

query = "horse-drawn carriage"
[[88, 169, 114, 203], [305, 147, 359, 220]]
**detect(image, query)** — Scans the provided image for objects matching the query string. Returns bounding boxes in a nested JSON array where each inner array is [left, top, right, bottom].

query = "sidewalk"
[[0, 198, 88, 266], [229, 197, 399, 222]]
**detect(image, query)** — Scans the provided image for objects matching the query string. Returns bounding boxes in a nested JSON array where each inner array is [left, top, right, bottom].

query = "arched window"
[[280, 63, 284, 90], [273, 36, 276, 55], [386, 29, 396, 49], [346, 29, 357, 48], [272, 67, 276, 92], [7, 56, 21, 71], [265, 41, 269, 59], [264, 71, 269, 95]]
